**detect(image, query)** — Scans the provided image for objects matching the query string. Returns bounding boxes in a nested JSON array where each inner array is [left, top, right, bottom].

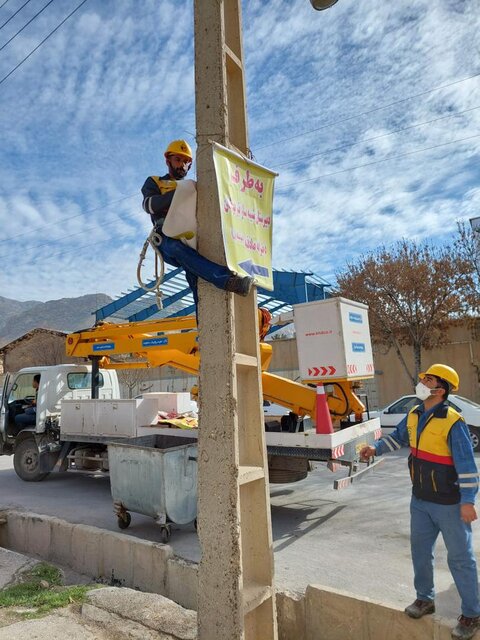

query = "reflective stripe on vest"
[[407, 406, 462, 466]]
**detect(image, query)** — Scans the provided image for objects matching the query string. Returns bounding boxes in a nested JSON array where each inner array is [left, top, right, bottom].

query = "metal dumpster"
[[108, 434, 197, 542]]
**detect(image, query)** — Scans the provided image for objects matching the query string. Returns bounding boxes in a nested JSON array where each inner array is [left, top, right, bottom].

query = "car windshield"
[[382, 396, 419, 414], [454, 395, 480, 409]]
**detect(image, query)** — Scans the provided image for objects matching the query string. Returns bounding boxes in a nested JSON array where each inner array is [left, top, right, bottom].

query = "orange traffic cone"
[[315, 383, 334, 434]]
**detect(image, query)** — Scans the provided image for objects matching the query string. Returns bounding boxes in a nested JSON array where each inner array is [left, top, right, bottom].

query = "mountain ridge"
[[0, 294, 113, 347]]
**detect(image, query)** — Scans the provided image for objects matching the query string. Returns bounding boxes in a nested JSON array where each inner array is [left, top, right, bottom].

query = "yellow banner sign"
[[213, 143, 276, 291]]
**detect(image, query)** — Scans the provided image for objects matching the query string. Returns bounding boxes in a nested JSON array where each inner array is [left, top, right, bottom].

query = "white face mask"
[[415, 382, 433, 401]]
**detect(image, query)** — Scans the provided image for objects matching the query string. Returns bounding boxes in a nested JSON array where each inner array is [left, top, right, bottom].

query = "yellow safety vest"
[[151, 176, 177, 195], [407, 406, 461, 466], [407, 404, 462, 504]]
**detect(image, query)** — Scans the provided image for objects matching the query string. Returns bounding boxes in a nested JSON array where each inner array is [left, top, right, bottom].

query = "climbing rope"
[[137, 228, 165, 310]]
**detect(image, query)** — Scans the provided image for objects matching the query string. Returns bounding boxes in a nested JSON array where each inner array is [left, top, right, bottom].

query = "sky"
[[0, 0, 479, 304]]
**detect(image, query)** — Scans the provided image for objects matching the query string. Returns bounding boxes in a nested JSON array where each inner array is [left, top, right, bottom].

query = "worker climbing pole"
[[194, 1, 277, 638]]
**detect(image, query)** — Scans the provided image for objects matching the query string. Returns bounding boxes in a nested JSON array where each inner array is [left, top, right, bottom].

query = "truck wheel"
[[469, 426, 480, 453], [117, 512, 131, 530], [160, 525, 171, 543], [13, 438, 49, 482]]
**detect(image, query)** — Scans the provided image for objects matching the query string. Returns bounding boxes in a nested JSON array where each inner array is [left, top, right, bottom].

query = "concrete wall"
[[0, 510, 456, 640], [1, 331, 77, 375], [268, 321, 480, 409], [268, 337, 299, 376], [373, 321, 480, 406]]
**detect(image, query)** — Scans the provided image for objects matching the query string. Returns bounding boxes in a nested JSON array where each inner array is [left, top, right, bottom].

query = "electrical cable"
[[4, 118, 475, 248], [273, 105, 480, 169], [0, 0, 33, 31], [256, 72, 480, 152], [0, 214, 138, 259], [5, 227, 167, 313], [0, 0, 55, 52], [329, 382, 350, 417], [0, 1, 11, 10], [277, 132, 480, 190], [0, 193, 137, 244], [14, 231, 135, 263], [4, 123, 476, 251], [0, 0, 89, 87]]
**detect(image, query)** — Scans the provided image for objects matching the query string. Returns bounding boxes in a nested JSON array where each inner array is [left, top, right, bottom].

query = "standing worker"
[[141, 140, 254, 308], [361, 364, 480, 640]]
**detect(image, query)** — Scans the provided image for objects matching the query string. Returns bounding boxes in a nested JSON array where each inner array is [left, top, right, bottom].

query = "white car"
[[369, 394, 480, 452], [263, 400, 290, 419]]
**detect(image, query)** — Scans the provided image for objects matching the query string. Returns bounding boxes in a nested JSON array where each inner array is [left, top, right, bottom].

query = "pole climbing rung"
[[242, 584, 273, 614], [238, 465, 265, 485], [225, 44, 242, 70], [234, 353, 258, 368]]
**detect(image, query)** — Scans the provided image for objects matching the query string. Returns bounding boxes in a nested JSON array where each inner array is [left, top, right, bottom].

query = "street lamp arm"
[[310, 0, 339, 10]]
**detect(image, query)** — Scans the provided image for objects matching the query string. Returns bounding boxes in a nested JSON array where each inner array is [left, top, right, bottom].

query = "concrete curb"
[[82, 586, 197, 639], [303, 585, 456, 640], [0, 509, 197, 611], [0, 509, 460, 639]]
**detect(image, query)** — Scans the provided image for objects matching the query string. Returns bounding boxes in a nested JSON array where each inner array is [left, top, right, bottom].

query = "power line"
[[0, 212, 142, 259], [0, 0, 55, 52], [0, 193, 137, 244], [0, 0, 33, 31], [0, 0, 89, 87], [256, 72, 480, 152], [274, 105, 480, 169], [0, 1, 11, 10], [277, 133, 480, 190], [13, 231, 138, 265], [4, 134, 477, 257]]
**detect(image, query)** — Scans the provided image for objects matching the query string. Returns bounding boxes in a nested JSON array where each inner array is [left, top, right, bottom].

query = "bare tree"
[[25, 335, 66, 367], [456, 220, 480, 312], [336, 239, 472, 389], [116, 366, 153, 398]]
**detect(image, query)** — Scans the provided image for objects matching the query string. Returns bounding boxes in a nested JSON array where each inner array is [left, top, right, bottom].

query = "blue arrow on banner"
[[238, 259, 270, 278]]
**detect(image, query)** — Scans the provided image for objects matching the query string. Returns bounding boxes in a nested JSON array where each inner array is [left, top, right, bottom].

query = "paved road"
[[1, 451, 478, 620]]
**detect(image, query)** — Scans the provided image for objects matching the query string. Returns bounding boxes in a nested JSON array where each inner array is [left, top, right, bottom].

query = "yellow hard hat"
[[164, 140, 193, 160], [419, 364, 459, 391]]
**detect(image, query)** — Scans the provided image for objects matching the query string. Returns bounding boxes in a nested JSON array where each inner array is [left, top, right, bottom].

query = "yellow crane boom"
[[66, 314, 366, 421]]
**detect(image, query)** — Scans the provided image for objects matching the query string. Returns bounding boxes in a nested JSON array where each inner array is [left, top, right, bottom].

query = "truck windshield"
[[8, 374, 36, 401], [67, 373, 104, 390]]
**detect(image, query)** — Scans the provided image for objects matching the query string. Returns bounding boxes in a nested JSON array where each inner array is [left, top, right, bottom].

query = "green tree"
[[336, 239, 472, 388]]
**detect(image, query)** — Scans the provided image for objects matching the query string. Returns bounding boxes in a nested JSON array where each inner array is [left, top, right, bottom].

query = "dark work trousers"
[[156, 233, 233, 310]]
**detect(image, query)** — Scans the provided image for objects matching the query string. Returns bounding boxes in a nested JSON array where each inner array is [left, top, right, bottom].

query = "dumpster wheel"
[[117, 512, 131, 530], [160, 525, 171, 543]]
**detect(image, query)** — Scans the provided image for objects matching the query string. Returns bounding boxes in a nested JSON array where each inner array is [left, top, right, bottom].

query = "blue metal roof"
[[94, 268, 332, 323]]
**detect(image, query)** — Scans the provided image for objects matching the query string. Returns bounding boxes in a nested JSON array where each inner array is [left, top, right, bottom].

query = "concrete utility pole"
[[193, 1, 338, 636], [194, 1, 277, 639]]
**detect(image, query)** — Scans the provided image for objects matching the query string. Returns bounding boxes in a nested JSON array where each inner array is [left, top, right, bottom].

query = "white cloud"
[[0, 0, 479, 304]]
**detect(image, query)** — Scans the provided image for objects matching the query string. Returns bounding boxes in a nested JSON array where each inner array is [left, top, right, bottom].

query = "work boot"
[[405, 599, 435, 619], [225, 275, 254, 297], [451, 615, 480, 639]]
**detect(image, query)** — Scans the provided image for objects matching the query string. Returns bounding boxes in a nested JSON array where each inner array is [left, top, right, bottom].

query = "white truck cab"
[[0, 364, 120, 480]]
